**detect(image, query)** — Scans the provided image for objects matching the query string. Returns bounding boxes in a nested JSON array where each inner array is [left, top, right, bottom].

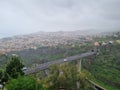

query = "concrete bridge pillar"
[[44, 69, 49, 76], [77, 59, 82, 72], [76, 60, 81, 89]]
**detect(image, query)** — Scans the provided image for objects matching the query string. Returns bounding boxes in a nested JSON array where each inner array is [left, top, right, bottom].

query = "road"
[[24, 51, 96, 75], [88, 80, 106, 90]]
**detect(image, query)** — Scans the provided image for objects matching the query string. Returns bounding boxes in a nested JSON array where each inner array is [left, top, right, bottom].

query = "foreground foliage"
[[41, 63, 93, 90], [6, 76, 44, 90], [6, 56, 24, 79]]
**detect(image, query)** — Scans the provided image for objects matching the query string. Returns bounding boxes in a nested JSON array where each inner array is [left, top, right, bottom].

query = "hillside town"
[[0, 31, 119, 54]]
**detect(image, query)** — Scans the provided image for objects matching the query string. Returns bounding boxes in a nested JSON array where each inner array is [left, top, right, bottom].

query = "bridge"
[[24, 51, 96, 75], [24, 51, 106, 90]]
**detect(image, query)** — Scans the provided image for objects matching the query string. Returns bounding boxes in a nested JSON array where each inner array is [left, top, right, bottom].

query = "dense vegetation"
[[41, 63, 93, 90], [83, 41, 120, 89], [6, 76, 44, 90], [0, 56, 24, 84], [6, 56, 24, 79], [0, 56, 94, 90]]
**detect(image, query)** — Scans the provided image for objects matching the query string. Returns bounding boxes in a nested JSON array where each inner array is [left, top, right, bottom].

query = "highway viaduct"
[[24, 51, 96, 75], [24, 51, 105, 90]]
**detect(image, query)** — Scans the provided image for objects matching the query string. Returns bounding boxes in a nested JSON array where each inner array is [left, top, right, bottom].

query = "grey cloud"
[[0, 0, 120, 37], [96, 0, 120, 20]]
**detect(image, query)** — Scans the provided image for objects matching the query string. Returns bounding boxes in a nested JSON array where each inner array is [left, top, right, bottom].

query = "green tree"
[[41, 63, 91, 90], [42, 64, 60, 90], [6, 56, 24, 79], [0, 69, 4, 83], [6, 76, 44, 90], [77, 70, 92, 90]]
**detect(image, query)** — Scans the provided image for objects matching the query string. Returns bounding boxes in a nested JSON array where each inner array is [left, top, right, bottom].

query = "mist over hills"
[[0, 29, 119, 39]]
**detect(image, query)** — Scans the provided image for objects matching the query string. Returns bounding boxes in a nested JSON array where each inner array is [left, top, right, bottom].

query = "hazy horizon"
[[0, 0, 120, 38]]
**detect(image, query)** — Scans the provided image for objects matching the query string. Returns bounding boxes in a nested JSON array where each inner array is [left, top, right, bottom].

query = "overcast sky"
[[0, 0, 120, 38]]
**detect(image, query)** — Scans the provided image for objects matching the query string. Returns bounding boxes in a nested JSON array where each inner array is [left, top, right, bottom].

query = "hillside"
[[0, 30, 114, 54], [0, 43, 93, 68], [83, 37, 120, 90]]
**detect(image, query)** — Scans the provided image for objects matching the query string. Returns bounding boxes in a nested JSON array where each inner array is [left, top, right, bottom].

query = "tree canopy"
[[6, 76, 44, 90], [6, 56, 24, 79], [41, 63, 92, 90]]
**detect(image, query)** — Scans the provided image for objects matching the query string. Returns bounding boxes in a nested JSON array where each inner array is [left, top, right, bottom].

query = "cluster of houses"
[[94, 39, 120, 49], [94, 41, 114, 47]]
